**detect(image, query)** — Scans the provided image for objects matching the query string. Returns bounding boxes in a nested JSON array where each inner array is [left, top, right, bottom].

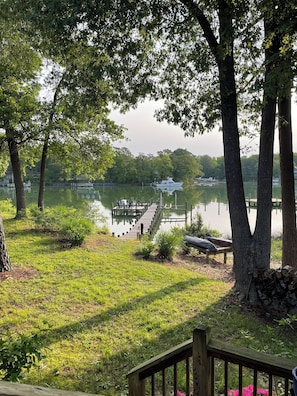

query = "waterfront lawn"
[[0, 216, 294, 395]]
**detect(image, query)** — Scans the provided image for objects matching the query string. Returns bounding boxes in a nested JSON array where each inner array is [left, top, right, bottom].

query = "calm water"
[[0, 182, 284, 237]]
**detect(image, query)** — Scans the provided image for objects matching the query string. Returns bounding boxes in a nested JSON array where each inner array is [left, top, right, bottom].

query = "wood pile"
[[253, 266, 297, 317]]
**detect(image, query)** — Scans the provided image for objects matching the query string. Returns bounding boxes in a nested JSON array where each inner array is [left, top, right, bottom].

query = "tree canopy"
[[7, 0, 297, 297]]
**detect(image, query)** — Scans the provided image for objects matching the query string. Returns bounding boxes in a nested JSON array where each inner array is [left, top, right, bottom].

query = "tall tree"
[[273, 0, 297, 268], [15, 0, 293, 299], [170, 149, 201, 182], [0, 1, 21, 270], [36, 48, 126, 210], [0, 2, 41, 218]]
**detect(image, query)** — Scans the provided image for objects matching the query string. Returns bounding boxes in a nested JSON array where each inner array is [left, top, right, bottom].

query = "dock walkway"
[[246, 198, 282, 209], [111, 202, 149, 217], [121, 203, 159, 240]]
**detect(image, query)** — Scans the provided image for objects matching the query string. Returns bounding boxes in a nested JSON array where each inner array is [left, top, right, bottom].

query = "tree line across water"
[[12, 149, 293, 187]]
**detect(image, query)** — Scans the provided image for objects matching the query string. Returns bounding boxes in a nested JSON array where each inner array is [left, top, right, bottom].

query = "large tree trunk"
[[253, 96, 276, 266], [179, 0, 277, 300], [252, 8, 279, 267], [7, 134, 26, 219], [217, 2, 263, 300], [217, 1, 277, 301], [0, 216, 12, 272], [279, 95, 297, 268], [38, 138, 49, 211]]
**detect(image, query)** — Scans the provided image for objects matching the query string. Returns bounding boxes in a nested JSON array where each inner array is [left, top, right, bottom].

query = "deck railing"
[[127, 327, 296, 396]]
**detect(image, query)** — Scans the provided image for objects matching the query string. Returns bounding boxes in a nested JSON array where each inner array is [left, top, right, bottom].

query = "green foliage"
[[155, 229, 182, 260], [184, 213, 205, 237], [183, 213, 220, 238], [271, 238, 282, 263], [275, 315, 297, 331], [137, 237, 155, 259], [30, 206, 75, 232], [0, 213, 296, 395], [0, 199, 15, 216], [30, 206, 95, 246], [60, 217, 94, 246], [0, 331, 44, 382]]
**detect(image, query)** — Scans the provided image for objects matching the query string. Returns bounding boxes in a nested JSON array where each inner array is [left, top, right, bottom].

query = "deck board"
[[121, 204, 158, 240]]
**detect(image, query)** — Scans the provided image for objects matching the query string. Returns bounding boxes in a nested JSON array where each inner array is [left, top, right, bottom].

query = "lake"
[[0, 182, 284, 237]]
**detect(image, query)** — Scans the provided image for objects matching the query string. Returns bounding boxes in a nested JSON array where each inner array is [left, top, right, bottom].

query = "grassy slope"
[[0, 217, 295, 395]]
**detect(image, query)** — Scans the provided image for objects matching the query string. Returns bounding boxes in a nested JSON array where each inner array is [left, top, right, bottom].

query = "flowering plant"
[[228, 384, 270, 396], [177, 384, 270, 396]]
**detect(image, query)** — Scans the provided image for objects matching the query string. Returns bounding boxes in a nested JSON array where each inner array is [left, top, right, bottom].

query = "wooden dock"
[[246, 198, 282, 209], [111, 202, 149, 217], [120, 203, 159, 240]]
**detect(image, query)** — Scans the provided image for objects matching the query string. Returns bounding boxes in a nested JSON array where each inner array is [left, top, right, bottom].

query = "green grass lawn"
[[0, 216, 295, 395]]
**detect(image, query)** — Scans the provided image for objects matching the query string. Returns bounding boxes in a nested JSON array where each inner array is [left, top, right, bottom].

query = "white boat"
[[154, 177, 183, 193], [196, 177, 218, 186]]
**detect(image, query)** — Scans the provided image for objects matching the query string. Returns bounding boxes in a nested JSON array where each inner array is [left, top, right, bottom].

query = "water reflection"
[[0, 182, 284, 237]]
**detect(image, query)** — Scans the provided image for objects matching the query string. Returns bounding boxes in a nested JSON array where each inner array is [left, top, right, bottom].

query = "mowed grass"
[[0, 216, 296, 395]]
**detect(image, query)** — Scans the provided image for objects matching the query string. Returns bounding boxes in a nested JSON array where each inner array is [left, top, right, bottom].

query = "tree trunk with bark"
[[0, 216, 12, 272], [279, 95, 297, 268], [216, 1, 277, 301], [37, 78, 62, 211], [7, 134, 26, 219], [38, 138, 49, 211]]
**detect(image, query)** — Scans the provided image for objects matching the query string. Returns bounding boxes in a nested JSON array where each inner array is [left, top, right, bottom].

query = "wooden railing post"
[[128, 372, 145, 396], [192, 327, 211, 396]]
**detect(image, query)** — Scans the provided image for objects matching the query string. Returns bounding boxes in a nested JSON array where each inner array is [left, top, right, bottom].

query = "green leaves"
[[0, 331, 44, 381]]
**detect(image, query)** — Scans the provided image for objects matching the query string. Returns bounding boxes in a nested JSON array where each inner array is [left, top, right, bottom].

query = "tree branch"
[[178, 0, 219, 62]]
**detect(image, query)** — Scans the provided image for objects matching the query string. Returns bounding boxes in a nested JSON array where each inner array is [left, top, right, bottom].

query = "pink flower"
[[228, 384, 270, 396], [179, 385, 270, 396]]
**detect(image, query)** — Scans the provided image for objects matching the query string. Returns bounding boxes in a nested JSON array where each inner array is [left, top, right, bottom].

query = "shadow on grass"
[[35, 290, 240, 395], [39, 277, 206, 347], [34, 286, 295, 396]]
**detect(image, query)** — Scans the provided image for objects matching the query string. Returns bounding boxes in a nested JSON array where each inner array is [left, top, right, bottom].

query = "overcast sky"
[[110, 100, 297, 158]]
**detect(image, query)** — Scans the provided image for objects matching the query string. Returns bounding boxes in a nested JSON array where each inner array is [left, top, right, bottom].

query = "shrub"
[[184, 212, 220, 238], [0, 331, 44, 382], [61, 217, 94, 246], [138, 237, 155, 259], [30, 206, 76, 232], [0, 199, 15, 216], [155, 230, 182, 260], [30, 206, 95, 246]]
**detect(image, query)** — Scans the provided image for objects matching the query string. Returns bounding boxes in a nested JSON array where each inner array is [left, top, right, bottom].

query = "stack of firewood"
[[253, 266, 297, 317]]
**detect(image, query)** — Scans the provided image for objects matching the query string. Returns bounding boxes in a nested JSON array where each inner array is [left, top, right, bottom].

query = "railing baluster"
[[253, 369, 257, 396], [174, 363, 177, 396], [224, 361, 228, 396], [268, 373, 273, 396], [285, 378, 289, 396], [151, 373, 155, 396], [186, 357, 190, 396], [238, 364, 243, 396], [162, 368, 166, 396], [210, 357, 215, 396]]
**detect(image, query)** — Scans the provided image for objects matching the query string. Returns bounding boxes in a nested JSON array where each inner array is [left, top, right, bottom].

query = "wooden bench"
[[184, 235, 233, 264]]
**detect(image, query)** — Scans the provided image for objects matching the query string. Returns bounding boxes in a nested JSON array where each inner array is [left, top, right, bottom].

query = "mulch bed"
[[0, 266, 38, 281]]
